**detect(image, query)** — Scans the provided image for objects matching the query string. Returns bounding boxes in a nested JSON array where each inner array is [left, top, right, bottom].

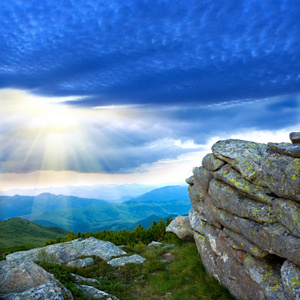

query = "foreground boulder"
[[0, 260, 72, 299], [185, 133, 300, 300]]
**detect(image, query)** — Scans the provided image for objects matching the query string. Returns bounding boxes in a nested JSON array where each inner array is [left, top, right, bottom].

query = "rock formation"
[[185, 133, 300, 300]]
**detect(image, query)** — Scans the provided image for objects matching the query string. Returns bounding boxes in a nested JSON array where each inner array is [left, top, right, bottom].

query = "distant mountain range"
[[0, 183, 174, 202], [0, 185, 191, 233]]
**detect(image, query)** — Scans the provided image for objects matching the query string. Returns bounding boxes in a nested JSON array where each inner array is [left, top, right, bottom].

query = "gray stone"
[[189, 208, 206, 234], [224, 228, 268, 258], [166, 215, 194, 241], [107, 254, 146, 267], [214, 164, 274, 205], [236, 217, 300, 266], [268, 142, 300, 158], [281, 260, 300, 300], [71, 273, 101, 285], [202, 153, 225, 171], [209, 179, 277, 224], [244, 255, 287, 300], [273, 198, 300, 238], [290, 132, 300, 144], [262, 149, 300, 202], [6, 237, 126, 263], [194, 228, 266, 300], [67, 257, 95, 268], [77, 284, 119, 299], [148, 241, 175, 248], [0, 260, 55, 294], [212, 139, 268, 187], [2, 281, 73, 300]]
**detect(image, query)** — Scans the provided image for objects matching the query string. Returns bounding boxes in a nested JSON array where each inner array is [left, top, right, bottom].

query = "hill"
[[0, 217, 68, 249]]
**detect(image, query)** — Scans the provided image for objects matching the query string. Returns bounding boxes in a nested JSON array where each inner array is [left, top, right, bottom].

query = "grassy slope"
[[0, 217, 68, 249]]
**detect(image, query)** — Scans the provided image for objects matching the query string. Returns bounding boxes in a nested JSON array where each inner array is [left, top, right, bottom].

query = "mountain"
[[0, 217, 68, 249], [0, 193, 107, 221], [0, 186, 191, 233], [125, 185, 189, 203]]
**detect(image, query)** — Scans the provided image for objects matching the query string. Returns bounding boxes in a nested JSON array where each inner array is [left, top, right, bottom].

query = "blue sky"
[[0, 0, 300, 190]]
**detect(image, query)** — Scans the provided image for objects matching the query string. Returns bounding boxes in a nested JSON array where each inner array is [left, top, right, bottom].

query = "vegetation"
[[37, 219, 234, 300], [0, 217, 67, 258]]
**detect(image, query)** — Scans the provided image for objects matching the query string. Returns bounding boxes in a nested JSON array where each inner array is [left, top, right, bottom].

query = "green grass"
[[39, 239, 235, 300], [0, 217, 67, 258]]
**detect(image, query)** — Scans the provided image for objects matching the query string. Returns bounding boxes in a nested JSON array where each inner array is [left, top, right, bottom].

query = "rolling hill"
[[0, 217, 68, 249]]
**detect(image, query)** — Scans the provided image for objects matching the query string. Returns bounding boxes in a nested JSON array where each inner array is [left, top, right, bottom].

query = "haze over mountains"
[[0, 183, 172, 202], [0, 185, 190, 233]]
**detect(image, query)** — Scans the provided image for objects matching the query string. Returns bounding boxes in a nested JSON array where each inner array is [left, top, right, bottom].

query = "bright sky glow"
[[0, 1, 300, 191]]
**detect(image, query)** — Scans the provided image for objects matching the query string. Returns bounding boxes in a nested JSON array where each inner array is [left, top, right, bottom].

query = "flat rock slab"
[[67, 257, 95, 268], [71, 273, 100, 285], [2, 281, 72, 300], [268, 142, 300, 158], [212, 139, 268, 187], [107, 254, 146, 267], [148, 241, 175, 248], [189, 208, 206, 234], [6, 237, 126, 264]]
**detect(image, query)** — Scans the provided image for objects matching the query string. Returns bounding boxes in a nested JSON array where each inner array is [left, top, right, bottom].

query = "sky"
[[0, 0, 300, 191]]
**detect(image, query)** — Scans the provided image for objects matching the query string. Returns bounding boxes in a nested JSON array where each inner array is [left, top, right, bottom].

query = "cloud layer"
[[0, 0, 300, 105]]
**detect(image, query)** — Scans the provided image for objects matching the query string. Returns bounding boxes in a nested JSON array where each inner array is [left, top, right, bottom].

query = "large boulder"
[[6, 237, 126, 263], [166, 215, 194, 241]]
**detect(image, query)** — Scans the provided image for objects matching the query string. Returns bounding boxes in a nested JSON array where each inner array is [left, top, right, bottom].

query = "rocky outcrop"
[[1, 237, 147, 299], [186, 133, 300, 300]]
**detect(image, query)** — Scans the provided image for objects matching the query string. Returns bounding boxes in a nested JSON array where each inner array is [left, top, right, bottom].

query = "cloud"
[[0, 1, 299, 105], [1, 89, 299, 175]]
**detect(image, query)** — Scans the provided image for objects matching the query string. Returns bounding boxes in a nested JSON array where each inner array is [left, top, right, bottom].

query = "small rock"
[[77, 284, 119, 299], [166, 215, 194, 241], [148, 241, 175, 248], [290, 132, 300, 144], [202, 153, 225, 171], [107, 254, 146, 267], [71, 273, 101, 285]]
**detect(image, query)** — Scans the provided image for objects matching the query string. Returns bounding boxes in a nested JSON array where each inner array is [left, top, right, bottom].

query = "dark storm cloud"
[[0, 0, 300, 105]]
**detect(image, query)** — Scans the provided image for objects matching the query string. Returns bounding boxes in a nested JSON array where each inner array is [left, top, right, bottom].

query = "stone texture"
[[202, 153, 225, 171], [67, 257, 95, 268], [214, 164, 274, 205], [212, 139, 268, 187], [166, 215, 194, 241], [281, 260, 300, 300], [244, 255, 287, 300], [107, 254, 146, 267], [235, 218, 300, 266], [0, 260, 55, 294], [6, 237, 126, 263], [194, 229, 266, 300], [273, 198, 300, 238], [262, 149, 300, 202], [268, 142, 300, 158], [209, 179, 277, 224], [2, 281, 73, 300], [77, 284, 119, 299], [224, 228, 268, 258], [189, 208, 206, 234]]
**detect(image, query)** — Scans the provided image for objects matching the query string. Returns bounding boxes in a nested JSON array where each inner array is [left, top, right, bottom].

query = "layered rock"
[[186, 134, 300, 300]]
